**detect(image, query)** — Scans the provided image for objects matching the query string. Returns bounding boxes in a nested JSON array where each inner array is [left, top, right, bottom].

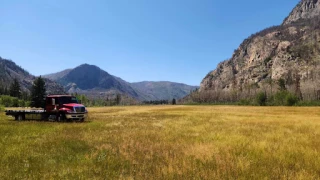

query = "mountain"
[[44, 69, 72, 81], [44, 64, 139, 99], [131, 81, 198, 101], [198, 0, 320, 102], [0, 57, 65, 94], [44, 64, 198, 101], [283, 0, 320, 25]]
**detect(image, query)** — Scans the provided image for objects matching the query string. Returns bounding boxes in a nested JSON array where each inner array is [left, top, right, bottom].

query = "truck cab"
[[46, 95, 88, 121]]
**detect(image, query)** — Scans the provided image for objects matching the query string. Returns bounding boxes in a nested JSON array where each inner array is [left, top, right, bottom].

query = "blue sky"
[[1, 0, 300, 86]]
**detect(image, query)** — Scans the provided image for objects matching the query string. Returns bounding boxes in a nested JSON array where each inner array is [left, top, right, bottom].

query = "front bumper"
[[65, 113, 88, 120]]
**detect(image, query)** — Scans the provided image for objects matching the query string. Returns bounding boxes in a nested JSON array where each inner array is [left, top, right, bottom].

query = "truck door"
[[46, 97, 55, 112]]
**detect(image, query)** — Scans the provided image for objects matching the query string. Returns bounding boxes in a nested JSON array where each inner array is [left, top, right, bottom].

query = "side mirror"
[[52, 98, 56, 106]]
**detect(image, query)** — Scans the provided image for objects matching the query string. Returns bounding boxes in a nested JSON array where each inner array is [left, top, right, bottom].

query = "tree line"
[[142, 99, 176, 105], [72, 93, 126, 107], [184, 77, 320, 106], [0, 76, 46, 108]]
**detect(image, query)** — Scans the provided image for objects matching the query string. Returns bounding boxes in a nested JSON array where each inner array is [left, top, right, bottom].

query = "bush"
[[272, 91, 299, 106], [0, 95, 13, 107], [256, 92, 267, 106], [296, 101, 320, 106], [277, 78, 287, 91], [286, 93, 298, 106], [274, 91, 289, 106], [0, 105, 4, 112], [264, 57, 272, 65], [238, 99, 251, 106], [12, 97, 19, 107], [0, 95, 29, 107]]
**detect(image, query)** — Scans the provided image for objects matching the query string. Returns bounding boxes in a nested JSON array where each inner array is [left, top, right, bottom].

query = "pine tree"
[[116, 94, 121, 105], [9, 78, 21, 98], [30, 76, 46, 108], [3, 86, 9, 95], [172, 98, 176, 105], [0, 82, 3, 95], [21, 91, 30, 101]]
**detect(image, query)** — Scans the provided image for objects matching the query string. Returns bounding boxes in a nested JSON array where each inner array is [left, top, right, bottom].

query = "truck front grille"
[[74, 106, 86, 113]]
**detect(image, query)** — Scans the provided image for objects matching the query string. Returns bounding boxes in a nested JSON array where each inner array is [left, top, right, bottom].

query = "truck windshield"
[[59, 97, 78, 104]]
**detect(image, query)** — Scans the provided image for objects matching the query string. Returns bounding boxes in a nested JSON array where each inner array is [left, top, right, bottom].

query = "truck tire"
[[57, 114, 66, 122], [15, 114, 24, 121]]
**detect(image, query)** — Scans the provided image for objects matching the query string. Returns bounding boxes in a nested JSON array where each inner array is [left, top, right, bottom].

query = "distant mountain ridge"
[[44, 64, 198, 101], [44, 64, 139, 99], [131, 81, 198, 101], [44, 69, 72, 81], [0, 57, 65, 94]]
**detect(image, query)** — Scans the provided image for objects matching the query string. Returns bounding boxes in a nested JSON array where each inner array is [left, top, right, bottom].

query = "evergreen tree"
[[0, 82, 3, 95], [116, 94, 121, 105], [172, 98, 176, 105], [3, 87, 8, 95], [21, 91, 30, 101], [9, 78, 21, 98], [30, 76, 46, 108]]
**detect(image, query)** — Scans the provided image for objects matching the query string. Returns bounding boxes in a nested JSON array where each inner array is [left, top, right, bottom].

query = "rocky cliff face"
[[283, 0, 320, 25], [200, 0, 320, 101]]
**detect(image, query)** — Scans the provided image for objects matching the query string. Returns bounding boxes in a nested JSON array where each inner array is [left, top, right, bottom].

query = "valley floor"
[[1, 105, 320, 179]]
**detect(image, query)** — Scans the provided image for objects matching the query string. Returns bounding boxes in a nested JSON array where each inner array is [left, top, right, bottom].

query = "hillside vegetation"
[[0, 57, 65, 95], [1, 106, 320, 179]]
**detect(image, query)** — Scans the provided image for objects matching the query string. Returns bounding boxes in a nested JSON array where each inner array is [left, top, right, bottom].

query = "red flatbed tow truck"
[[5, 95, 88, 122]]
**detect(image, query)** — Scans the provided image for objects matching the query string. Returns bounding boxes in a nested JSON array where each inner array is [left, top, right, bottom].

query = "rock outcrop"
[[283, 0, 320, 25], [200, 0, 320, 101]]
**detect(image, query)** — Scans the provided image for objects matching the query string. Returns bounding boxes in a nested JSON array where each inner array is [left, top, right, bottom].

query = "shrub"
[[274, 91, 288, 106], [238, 99, 251, 106], [273, 91, 299, 106], [0, 95, 29, 107], [296, 101, 320, 106], [286, 93, 298, 106], [277, 78, 287, 91], [264, 57, 272, 65], [0, 95, 13, 107], [256, 92, 267, 106], [12, 97, 19, 107]]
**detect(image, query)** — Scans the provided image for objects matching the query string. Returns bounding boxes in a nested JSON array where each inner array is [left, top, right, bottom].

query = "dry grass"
[[1, 105, 320, 179]]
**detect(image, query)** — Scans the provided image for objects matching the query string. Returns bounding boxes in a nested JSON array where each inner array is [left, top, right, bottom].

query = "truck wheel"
[[57, 114, 65, 122], [15, 114, 23, 121]]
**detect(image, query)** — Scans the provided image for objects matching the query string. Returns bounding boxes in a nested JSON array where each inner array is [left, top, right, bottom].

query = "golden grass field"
[[1, 105, 320, 179]]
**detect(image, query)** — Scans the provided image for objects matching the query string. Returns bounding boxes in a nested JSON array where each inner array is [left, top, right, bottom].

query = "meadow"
[[1, 105, 320, 179]]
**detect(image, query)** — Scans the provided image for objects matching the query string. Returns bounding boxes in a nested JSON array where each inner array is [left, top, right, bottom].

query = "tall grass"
[[1, 106, 320, 179]]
